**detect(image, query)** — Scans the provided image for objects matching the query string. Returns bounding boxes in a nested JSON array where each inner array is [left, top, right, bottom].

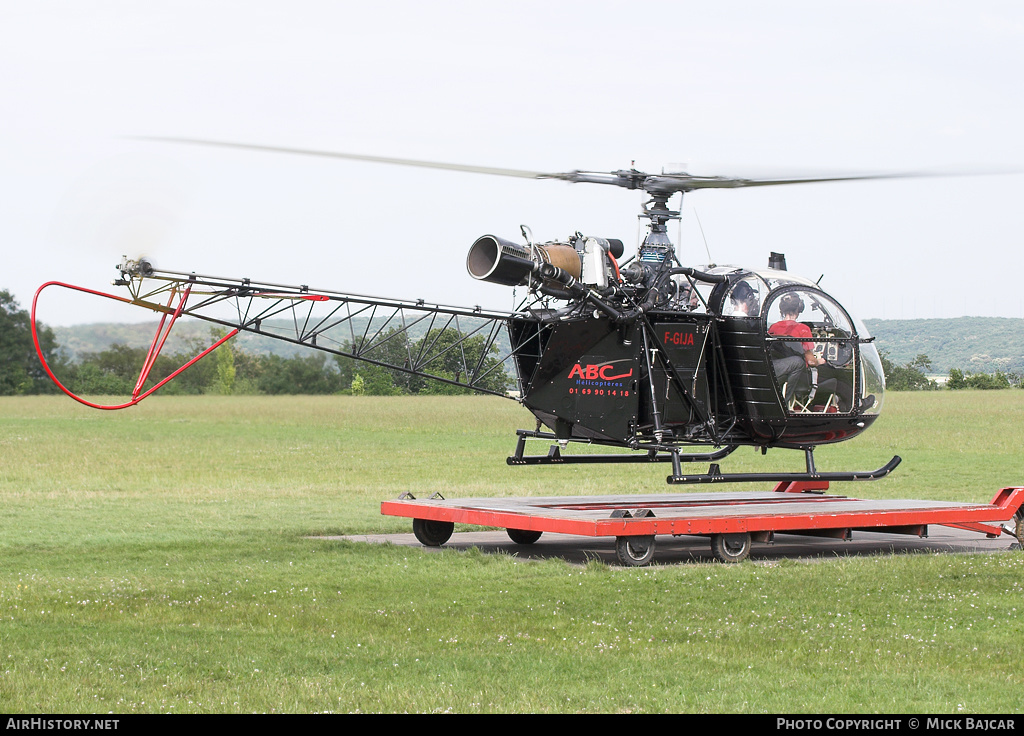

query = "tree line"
[[880, 353, 1024, 391], [2, 289, 1020, 396], [0, 290, 510, 397]]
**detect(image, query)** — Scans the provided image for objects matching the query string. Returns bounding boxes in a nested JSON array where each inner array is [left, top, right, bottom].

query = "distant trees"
[[0, 290, 61, 395], [0, 299, 512, 397], [946, 367, 1019, 390], [13, 299, 1021, 396], [879, 353, 938, 391], [879, 352, 1022, 391], [335, 327, 511, 396], [253, 353, 348, 395], [58, 341, 220, 396]]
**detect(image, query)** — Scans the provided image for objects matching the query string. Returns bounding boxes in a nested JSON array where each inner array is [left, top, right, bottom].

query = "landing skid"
[[667, 454, 902, 485], [506, 429, 737, 468], [507, 430, 901, 486]]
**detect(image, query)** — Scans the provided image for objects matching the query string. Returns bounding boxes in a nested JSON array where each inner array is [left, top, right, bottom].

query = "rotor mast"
[[640, 189, 682, 252]]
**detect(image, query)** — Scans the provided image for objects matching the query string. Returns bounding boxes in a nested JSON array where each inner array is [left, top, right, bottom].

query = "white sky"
[[3, 0, 1023, 327]]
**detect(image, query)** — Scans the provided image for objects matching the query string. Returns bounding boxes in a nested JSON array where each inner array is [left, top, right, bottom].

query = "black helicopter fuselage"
[[499, 254, 885, 453]]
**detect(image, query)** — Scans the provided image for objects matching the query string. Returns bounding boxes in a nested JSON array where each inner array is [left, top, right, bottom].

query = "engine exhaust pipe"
[[467, 235, 582, 287], [467, 235, 533, 286]]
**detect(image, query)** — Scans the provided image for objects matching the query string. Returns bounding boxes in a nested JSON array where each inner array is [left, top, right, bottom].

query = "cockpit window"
[[670, 274, 709, 313]]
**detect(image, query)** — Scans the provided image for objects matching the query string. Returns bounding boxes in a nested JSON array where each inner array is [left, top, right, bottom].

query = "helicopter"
[[35, 139, 932, 486]]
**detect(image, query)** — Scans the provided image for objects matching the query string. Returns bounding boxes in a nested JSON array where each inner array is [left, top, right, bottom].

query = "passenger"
[[676, 279, 702, 311], [728, 281, 759, 317]]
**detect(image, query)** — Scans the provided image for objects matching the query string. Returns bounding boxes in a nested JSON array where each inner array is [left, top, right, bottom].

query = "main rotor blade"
[[646, 171, 938, 194], [130, 136, 577, 181], [131, 137, 1016, 196], [645, 165, 1019, 194]]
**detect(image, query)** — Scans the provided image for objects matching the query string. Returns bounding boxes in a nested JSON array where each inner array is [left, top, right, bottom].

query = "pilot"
[[768, 294, 822, 368], [769, 293, 854, 412]]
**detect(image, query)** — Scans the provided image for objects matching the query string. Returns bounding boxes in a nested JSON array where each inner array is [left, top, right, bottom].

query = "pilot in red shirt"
[[769, 294, 823, 367]]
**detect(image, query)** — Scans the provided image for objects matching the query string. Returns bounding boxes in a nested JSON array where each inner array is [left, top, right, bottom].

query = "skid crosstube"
[[381, 486, 1024, 565]]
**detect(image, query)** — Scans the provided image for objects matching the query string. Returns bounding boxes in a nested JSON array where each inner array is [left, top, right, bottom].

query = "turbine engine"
[[466, 234, 623, 292]]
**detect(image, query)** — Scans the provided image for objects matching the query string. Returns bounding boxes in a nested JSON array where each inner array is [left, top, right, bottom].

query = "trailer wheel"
[[615, 535, 656, 567], [507, 528, 542, 545], [710, 533, 752, 563], [412, 518, 454, 547], [1014, 510, 1024, 547]]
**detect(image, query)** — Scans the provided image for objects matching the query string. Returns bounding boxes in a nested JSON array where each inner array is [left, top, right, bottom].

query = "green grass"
[[1, 393, 1023, 713]]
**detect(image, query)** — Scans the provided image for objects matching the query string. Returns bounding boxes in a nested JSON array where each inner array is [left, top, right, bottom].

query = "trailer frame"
[[380, 483, 1024, 565]]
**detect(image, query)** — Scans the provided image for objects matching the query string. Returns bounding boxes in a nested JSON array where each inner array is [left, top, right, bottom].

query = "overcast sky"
[[3, 1, 1023, 327]]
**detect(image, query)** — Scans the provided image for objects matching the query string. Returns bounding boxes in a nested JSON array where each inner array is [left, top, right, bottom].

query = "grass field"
[[1, 392, 1023, 713]]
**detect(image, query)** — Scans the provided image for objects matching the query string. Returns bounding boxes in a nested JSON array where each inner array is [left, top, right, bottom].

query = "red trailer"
[[381, 483, 1024, 566]]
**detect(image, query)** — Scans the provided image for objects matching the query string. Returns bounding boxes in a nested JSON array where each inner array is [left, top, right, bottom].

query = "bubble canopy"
[[714, 268, 884, 418]]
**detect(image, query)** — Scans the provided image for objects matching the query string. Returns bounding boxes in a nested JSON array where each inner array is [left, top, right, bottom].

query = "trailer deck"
[[380, 484, 1024, 565]]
